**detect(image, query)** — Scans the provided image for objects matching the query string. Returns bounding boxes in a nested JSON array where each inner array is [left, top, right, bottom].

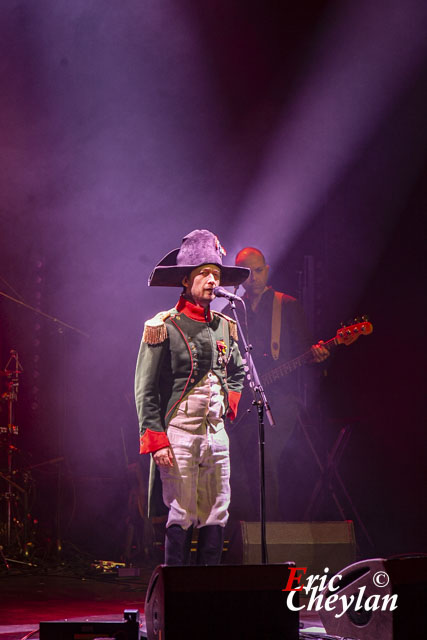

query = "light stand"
[[301, 420, 374, 549]]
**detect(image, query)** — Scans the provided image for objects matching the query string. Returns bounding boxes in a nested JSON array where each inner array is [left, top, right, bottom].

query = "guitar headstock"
[[335, 319, 373, 346]]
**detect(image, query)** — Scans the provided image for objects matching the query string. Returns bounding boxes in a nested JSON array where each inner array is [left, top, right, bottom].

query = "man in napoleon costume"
[[135, 230, 249, 565]]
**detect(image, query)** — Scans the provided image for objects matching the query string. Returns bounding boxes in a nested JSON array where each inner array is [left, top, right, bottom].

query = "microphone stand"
[[227, 297, 275, 564]]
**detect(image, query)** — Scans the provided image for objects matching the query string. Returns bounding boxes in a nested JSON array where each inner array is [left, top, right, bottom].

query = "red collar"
[[176, 296, 212, 322]]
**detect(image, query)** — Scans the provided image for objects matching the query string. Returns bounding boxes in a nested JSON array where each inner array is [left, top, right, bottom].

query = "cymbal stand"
[[0, 285, 89, 563], [1, 350, 24, 549]]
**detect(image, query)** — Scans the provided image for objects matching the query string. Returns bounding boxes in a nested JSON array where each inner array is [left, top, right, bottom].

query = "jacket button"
[[190, 378, 195, 383]]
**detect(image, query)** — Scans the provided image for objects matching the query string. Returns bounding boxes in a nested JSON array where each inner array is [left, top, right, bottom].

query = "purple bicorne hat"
[[149, 229, 250, 287]]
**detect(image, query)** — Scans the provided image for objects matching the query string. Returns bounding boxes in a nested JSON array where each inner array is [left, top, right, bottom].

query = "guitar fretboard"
[[261, 337, 337, 387]]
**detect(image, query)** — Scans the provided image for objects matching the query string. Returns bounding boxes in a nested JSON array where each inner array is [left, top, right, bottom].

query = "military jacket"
[[135, 295, 245, 455]]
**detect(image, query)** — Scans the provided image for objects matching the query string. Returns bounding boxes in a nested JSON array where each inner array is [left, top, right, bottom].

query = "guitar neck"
[[261, 336, 337, 387], [257, 320, 372, 388]]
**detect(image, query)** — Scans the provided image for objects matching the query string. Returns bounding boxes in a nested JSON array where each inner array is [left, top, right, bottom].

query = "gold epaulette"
[[142, 308, 176, 344], [214, 310, 239, 341]]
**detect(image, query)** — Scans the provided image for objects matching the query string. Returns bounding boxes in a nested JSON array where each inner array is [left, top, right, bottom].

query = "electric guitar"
[[229, 319, 373, 429], [260, 319, 373, 388]]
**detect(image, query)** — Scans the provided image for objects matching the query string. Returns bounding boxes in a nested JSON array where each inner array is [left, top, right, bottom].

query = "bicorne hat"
[[149, 229, 250, 287]]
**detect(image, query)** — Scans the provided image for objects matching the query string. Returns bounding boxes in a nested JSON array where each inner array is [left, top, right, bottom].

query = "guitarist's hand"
[[311, 340, 329, 363]]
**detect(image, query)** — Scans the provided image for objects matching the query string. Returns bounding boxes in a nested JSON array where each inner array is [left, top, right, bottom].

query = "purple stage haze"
[[0, 0, 426, 558]]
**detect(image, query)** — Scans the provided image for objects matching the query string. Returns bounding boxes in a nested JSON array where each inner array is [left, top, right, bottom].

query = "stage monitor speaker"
[[227, 520, 356, 576], [144, 563, 299, 640], [319, 555, 427, 639]]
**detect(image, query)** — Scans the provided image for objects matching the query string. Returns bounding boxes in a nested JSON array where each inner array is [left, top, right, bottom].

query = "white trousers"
[[160, 424, 230, 530]]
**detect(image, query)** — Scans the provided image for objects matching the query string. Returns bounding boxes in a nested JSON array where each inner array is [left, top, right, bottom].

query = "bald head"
[[235, 247, 266, 266], [235, 247, 269, 299]]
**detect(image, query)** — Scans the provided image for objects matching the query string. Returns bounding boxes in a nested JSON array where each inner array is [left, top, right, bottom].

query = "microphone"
[[213, 286, 242, 301]]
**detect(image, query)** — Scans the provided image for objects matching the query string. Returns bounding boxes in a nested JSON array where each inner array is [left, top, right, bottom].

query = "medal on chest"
[[216, 339, 229, 369]]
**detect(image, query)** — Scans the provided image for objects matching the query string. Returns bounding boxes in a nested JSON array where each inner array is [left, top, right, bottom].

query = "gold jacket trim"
[[214, 311, 238, 341], [142, 309, 175, 344]]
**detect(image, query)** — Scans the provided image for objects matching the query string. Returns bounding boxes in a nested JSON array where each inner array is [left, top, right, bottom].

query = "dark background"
[[0, 0, 426, 562]]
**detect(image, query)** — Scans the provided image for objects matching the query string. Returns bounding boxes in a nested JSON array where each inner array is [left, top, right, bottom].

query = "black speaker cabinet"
[[144, 564, 299, 640], [39, 611, 139, 639], [319, 555, 427, 639], [226, 520, 356, 577]]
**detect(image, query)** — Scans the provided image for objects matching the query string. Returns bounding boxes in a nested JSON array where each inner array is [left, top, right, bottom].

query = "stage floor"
[[0, 570, 327, 640], [0, 570, 149, 640]]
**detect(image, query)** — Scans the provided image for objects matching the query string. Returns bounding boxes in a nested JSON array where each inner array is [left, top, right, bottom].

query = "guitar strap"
[[271, 291, 284, 360]]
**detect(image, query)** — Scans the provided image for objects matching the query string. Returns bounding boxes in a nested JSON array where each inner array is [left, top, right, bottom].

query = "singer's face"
[[182, 264, 221, 308], [236, 250, 269, 297]]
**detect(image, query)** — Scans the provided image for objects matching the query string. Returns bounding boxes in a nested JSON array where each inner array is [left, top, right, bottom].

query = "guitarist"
[[223, 247, 329, 522]]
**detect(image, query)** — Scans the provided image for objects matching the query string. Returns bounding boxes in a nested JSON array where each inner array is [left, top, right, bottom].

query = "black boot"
[[165, 524, 193, 565], [196, 525, 224, 565]]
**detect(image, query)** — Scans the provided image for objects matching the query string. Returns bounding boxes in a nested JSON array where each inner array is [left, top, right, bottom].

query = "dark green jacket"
[[134, 297, 245, 516]]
